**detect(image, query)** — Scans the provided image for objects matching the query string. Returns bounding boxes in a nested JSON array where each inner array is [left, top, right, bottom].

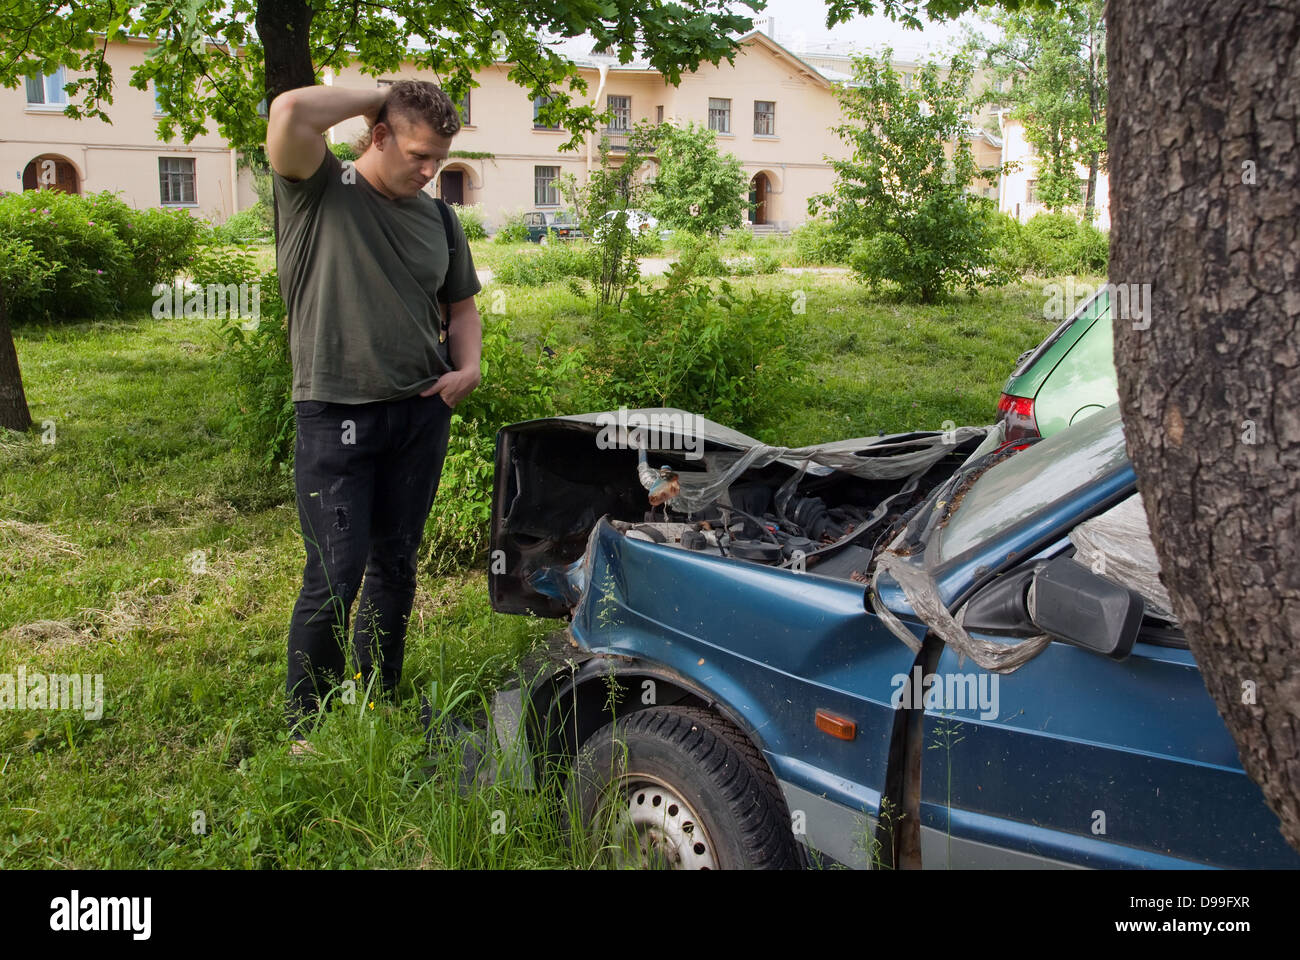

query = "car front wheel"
[[566, 705, 800, 869]]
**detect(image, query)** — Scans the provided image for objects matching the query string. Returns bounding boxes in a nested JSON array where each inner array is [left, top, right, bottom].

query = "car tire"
[[565, 705, 800, 869]]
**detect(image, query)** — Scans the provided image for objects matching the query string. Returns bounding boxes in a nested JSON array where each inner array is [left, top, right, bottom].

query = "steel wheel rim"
[[604, 773, 718, 870]]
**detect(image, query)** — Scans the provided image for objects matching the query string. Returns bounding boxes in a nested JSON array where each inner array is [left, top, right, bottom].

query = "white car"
[[592, 209, 659, 242]]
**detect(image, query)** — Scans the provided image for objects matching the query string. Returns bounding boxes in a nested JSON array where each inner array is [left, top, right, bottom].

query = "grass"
[[0, 256, 1093, 868]]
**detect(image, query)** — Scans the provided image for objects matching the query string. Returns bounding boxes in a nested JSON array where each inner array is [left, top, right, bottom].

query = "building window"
[[153, 81, 166, 116], [1026, 179, 1039, 204], [378, 79, 395, 88], [753, 100, 775, 135], [606, 95, 631, 132], [159, 157, 197, 205], [25, 67, 68, 107], [256, 97, 268, 118], [533, 94, 560, 130], [535, 165, 559, 205], [656, 105, 664, 124], [455, 91, 470, 124], [708, 97, 731, 134]]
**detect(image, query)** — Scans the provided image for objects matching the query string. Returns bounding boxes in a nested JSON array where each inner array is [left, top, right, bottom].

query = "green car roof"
[[1002, 286, 1119, 437]]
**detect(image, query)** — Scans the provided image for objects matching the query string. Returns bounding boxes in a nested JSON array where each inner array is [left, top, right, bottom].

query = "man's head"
[[356, 80, 461, 198]]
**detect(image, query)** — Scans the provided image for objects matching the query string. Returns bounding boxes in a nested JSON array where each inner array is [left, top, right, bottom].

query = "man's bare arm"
[[266, 85, 388, 181], [420, 296, 482, 407]]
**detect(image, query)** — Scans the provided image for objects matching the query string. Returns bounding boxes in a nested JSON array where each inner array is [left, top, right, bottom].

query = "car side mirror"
[[1028, 556, 1143, 660]]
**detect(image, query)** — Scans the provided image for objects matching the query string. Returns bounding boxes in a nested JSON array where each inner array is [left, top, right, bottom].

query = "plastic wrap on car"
[[1069, 493, 1176, 621], [663, 426, 993, 515]]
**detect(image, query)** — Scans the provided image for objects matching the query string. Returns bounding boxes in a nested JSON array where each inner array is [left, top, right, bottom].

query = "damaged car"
[[473, 404, 1299, 870]]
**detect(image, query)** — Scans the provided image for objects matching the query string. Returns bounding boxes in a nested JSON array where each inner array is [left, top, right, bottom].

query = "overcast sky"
[[732, 0, 997, 59]]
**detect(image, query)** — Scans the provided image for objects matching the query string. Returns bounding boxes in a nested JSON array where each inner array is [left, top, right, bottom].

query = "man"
[[266, 80, 482, 747]]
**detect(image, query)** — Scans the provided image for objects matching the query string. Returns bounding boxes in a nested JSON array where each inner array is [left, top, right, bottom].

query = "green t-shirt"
[[272, 149, 481, 403]]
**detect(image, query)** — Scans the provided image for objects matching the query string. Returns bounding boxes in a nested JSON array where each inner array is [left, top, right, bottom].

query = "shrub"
[[493, 243, 591, 286], [216, 270, 295, 473], [452, 203, 488, 241], [0, 189, 203, 321], [421, 315, 585, 571], [329, 142, 359, 163], [792, 216, 852, 265], [724, 227, 755, 252], [1004, 212, 1110, 276], [0, 189, 130, 321], [0, 236, 60, 319], [584, 253, 809, 431], [493, 209, 530, 244], [208, 207, 273, 244]]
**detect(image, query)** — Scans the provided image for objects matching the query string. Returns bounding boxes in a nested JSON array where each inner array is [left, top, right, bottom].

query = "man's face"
[[372, 114, 452, 197]]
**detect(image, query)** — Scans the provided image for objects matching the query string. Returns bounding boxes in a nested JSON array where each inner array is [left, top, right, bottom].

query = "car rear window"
[[932, 403, 1128, 565], [1011, 287, 1108, 378]]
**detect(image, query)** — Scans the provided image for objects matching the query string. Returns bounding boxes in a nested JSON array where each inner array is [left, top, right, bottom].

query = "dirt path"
[[475, 259, 848, 285]]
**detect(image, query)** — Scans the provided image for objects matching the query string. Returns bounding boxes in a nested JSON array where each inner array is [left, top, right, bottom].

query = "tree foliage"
[[811, 49, 1010, 302], [645, 120, 750, 238], [973, 0, 1106, 215]]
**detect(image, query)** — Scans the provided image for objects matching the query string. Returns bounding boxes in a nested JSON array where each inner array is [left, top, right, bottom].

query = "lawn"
[[0, 250, 1085, 867]]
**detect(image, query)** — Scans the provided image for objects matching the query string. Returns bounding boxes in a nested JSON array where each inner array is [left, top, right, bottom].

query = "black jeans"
[[285, 391, 453, 731]]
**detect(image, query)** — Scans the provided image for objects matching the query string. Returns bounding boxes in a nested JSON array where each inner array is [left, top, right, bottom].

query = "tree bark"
[[1109, 0, 1300, 852], [255, 0, 317, 105], [0, 298, 33, 433]]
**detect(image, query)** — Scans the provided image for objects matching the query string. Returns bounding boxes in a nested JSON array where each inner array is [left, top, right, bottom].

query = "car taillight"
[[996, 393, 1039, 441]]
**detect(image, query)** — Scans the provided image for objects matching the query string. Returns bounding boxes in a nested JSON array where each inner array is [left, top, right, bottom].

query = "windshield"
[[931, 403, 1129, 565]]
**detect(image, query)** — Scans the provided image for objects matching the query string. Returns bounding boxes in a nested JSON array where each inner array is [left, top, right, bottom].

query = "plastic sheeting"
[[870, 543, 1053, 674], [654, 426, 994, 515], [1069, 493, 1176, 621]]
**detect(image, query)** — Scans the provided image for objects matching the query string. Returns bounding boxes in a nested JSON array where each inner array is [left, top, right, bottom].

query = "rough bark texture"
[[1110, 0, 1300, 852], [0, 298, 33, 433], [256, 0, 317, 105]]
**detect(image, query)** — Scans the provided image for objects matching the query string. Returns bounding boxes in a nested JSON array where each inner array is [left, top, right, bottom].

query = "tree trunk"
[[0, 298, 33, 433], [1109, 0, 1300, 853], [1084, 154, 1098, 220], [255, 0, 317, 253], [255, 0, 317, 105]]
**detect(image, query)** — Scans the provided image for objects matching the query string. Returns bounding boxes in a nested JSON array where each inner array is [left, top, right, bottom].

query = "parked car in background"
[[470, 403, 1299, 869], [525, 210, 584, 243], [997, 286, 1118, 440], [590, 209, 659, 243]]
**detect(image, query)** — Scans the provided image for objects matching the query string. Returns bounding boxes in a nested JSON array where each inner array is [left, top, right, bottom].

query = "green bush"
[[329, 142, 359, 163], [493, 243, 591, 286], [0, 190, 130, 321], [584, 253, 809, 431], [208, 207, 273, 244], [791, 216, 852, 265], [216, 270, 295, 473], [421, 315, 585, 571], [1006, 212, 1110, 276], [0, 189, 203, 321], [724, 227, 755, 252], [493, 209, 530, 244], [0, 235, 60, 318], [452, 203, 488, 241]]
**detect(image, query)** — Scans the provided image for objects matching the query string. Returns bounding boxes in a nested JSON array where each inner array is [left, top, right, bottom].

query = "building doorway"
[[440, 170, 464, 205], [748, 173, 769, 225], [22, 155, 80, 194]]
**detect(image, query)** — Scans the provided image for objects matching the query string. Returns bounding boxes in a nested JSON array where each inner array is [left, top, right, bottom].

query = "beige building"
[[996, 113, 1111, 229], [6, 24, 1015, 232], [326, 28, 855, 232], [3, 37, 258, 221]]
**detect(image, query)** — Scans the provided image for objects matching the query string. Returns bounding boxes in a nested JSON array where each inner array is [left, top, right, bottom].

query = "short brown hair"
[[355, 80, 461, 152]]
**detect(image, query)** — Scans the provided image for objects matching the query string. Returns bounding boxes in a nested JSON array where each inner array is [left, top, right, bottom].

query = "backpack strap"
[[432, 197, 456, 344]]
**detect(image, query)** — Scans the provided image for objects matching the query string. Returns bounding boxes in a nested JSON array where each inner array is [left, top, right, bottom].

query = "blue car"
[[485, 405, 1298, 869]]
